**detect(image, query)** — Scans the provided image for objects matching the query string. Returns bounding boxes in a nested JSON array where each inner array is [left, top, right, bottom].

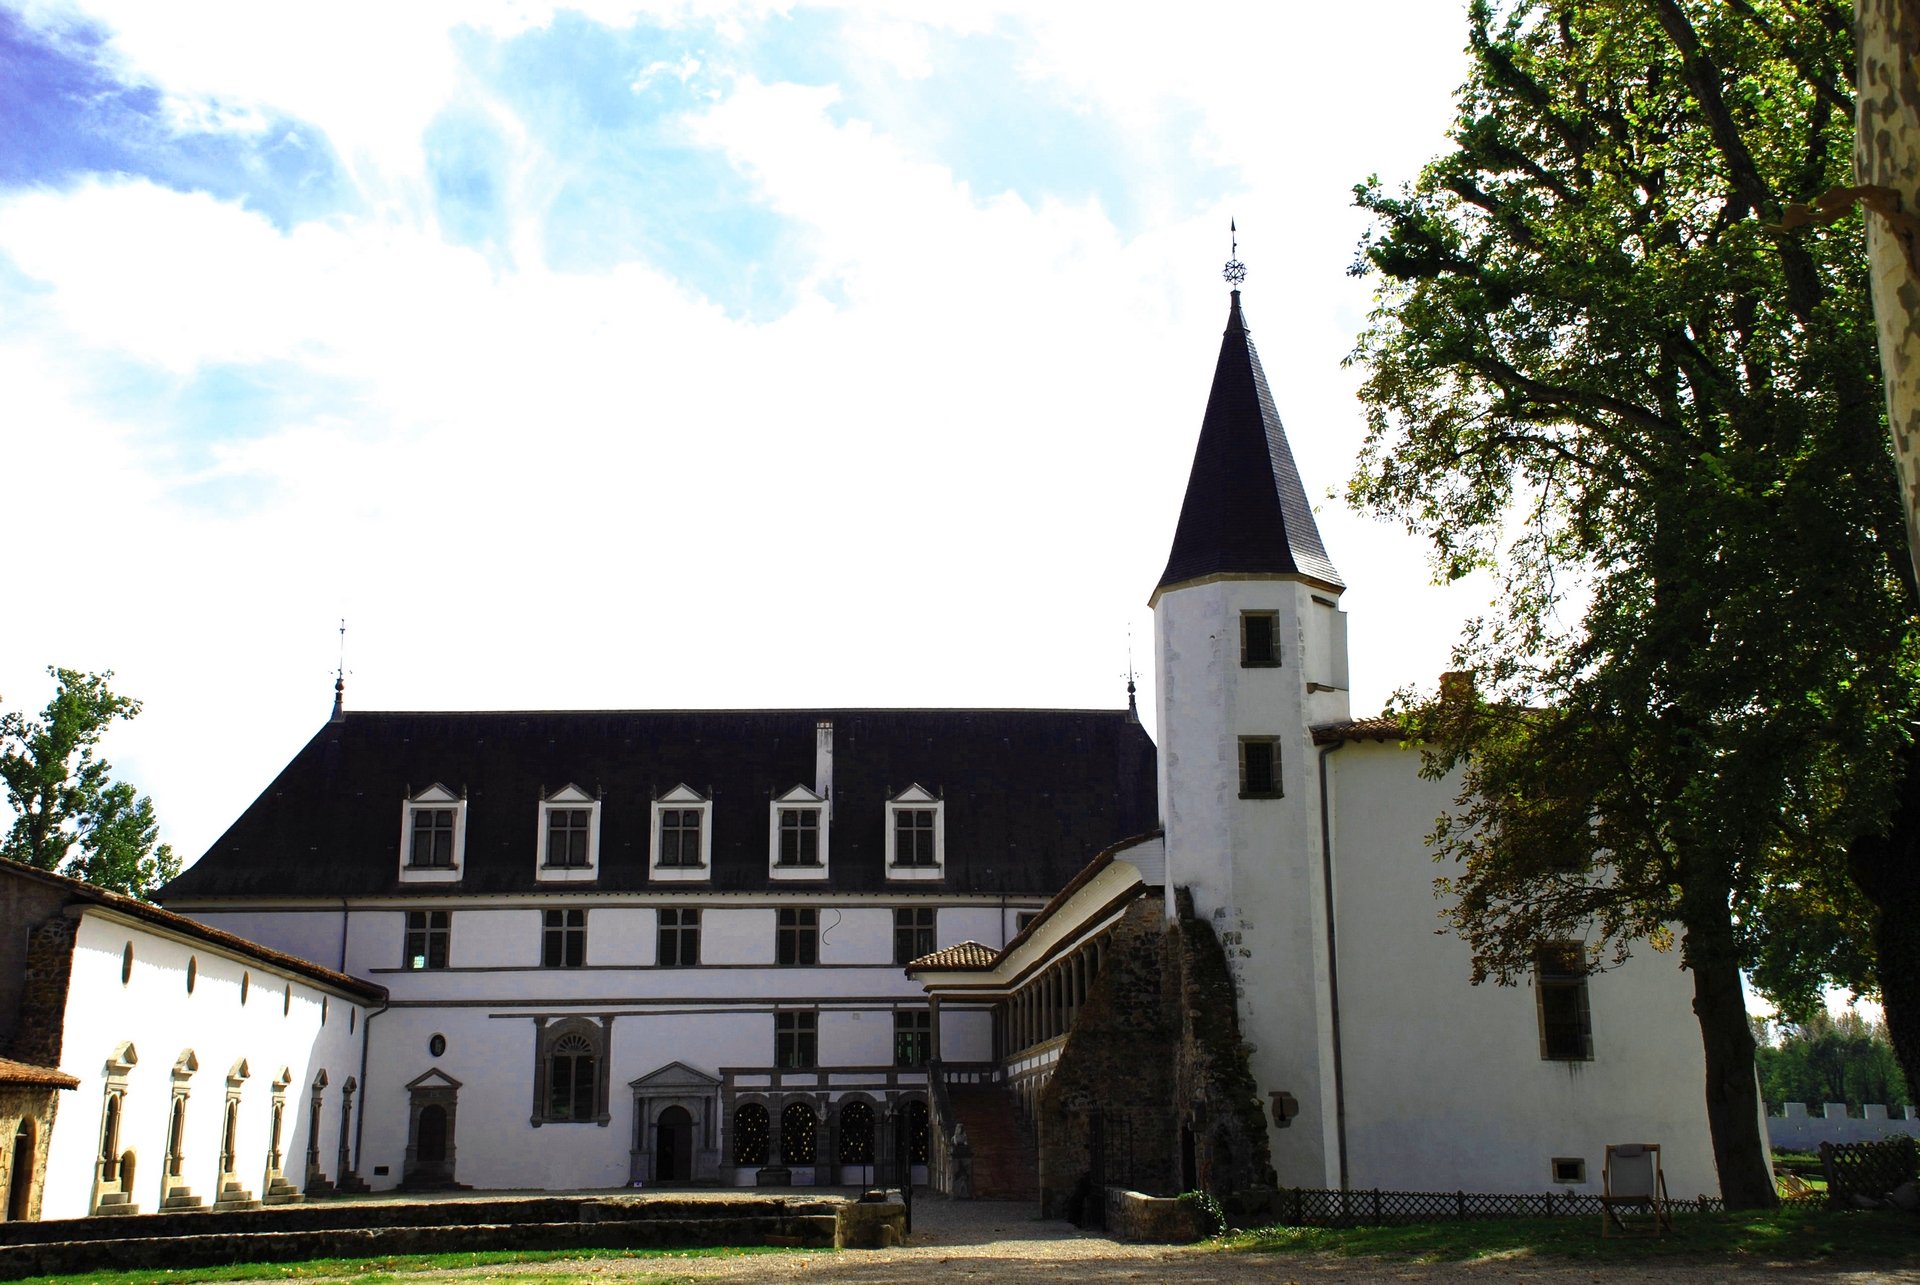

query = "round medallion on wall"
[[186, 956, 197, 994], [241, 971, 251, 1005], [428, 1034, 447, 1058], [120, 942, 134, 985]]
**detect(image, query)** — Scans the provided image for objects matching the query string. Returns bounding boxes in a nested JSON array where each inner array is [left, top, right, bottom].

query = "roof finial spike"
[[1123, 626, 1140, 722], [331, 618, 348, 723], [1223, 218, 1246, 290]]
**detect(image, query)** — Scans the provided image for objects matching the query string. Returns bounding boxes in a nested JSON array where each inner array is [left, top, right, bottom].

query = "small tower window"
[[1241, 611, 1281, 667], [1239, 737, 1283, 798]]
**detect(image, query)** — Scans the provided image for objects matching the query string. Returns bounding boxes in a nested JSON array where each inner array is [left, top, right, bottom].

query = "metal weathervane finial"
[[1223, 218, 1246, 288]]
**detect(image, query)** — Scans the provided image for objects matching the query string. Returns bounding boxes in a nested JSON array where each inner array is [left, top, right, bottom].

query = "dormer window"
[[769, 785, 829, 881], [885, 785, 944, 881], [399, 785, 466, 884], [650, 785, 712, 882], [537, 785, 601, 883]]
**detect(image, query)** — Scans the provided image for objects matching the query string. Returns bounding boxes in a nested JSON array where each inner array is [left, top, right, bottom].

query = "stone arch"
[[160, 1050, 199, 1209], [7, 1117, 35, 1222], [532, 1016, 610, 1125], [835, 1094, 878, 1167]]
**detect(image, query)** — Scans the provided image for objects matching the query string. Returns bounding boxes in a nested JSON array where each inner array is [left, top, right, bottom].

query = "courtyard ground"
[[165, 1196, 1917, 1285]]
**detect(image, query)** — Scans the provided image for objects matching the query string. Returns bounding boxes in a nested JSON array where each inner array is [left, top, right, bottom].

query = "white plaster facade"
[[182, 894, 1039, 1192], [38, 905, 371, 1220]]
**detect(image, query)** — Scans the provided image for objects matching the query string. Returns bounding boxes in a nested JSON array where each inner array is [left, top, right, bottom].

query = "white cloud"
[[0, 0, 1486, 866]]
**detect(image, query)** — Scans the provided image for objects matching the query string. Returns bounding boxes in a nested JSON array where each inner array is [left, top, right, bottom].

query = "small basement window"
[[1552, 1157, 1586, 1184]]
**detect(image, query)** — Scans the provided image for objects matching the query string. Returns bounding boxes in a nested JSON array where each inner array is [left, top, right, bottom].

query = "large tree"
[[1350, 0, 1916, 1208], [1, 667, 180, 900]]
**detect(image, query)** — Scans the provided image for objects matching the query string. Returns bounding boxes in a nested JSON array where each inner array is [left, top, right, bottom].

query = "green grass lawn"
[[1219, 1207, 1919, 1265], [11, 1244, 796, 1285]]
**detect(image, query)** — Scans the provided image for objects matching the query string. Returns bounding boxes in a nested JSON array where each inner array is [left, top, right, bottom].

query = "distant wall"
[[1767, 1103, 1920, 1150]]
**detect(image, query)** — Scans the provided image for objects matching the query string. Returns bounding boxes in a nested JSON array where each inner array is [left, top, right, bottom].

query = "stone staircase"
[[261, 1174, 304, 1206], [947, 1084, 1037, 1201], [90, 1192, 139, 1217], [157, 1182, 203, 1213], [210, 1179, 259, 1213]]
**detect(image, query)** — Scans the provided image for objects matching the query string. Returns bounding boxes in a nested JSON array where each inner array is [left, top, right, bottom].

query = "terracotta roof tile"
[[1312, 715, 1407, 745], [0, 1058, 79, 1089], [909, 941, 998, 970]]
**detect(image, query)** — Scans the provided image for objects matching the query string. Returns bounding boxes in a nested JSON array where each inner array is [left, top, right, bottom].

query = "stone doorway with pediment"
[[629, 1062, 719, 1185], [401, 1069, 465, 1191]]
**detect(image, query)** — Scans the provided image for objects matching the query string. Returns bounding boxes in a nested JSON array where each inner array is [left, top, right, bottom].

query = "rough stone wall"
[[1169, 890, 1274, 1202], [0, 878, 70, 1059], [0, 1085, 61, 1222], [11, 917, 79, 1070], [1035, 888, 1274, 1223], [1036, 896, 1177, 1220]]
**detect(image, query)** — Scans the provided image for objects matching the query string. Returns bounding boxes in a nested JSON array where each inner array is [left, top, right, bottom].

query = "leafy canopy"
[[0, 667, 180, 900], [1350, 0, 1912, 1011]]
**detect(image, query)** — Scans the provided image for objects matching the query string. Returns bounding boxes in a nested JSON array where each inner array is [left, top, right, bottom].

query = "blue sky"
[[0, 0, 1480, 863]]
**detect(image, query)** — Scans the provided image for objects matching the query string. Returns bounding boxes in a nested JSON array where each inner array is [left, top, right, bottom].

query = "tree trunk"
[[1684, 907, 1778, 1209], [1858, 0, 1920, 587], [1849, 746, 1920, 1107]]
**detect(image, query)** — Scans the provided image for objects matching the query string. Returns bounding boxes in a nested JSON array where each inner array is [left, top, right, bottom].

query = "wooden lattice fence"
[[1274, 1186, 1823, 1228], [1819, 1137, 1918, 1207]]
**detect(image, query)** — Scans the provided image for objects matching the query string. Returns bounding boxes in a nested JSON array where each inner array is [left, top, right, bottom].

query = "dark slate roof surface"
[[1156, 291, 1343, 593], [164, 709, 1158, 900]]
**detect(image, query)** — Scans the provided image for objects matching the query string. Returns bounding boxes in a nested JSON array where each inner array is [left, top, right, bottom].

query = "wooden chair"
[[1600, 1143, 1673, 1238]]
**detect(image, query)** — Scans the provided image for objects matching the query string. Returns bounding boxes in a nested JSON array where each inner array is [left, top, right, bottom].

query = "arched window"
[[837, 1101, 874, 1164], [532, 1017, 608, 1125], [9, 1120, 36, 1221], [732, 1103, 770, 1165], [98, 1093, 121, 1179], [906, 1099, 930, 1164], [780, 1101, 817, 1165], [548, 1033, 596, 1121]]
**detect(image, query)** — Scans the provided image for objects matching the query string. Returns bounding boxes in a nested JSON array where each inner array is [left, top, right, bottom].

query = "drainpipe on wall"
[[337, 898, 350, 974], [1317, 740, 1349, 1192], [351, 997, 389, 1177]]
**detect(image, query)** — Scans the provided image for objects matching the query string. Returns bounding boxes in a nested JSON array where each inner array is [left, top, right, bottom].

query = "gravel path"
[[656, 1199, 1920, 1285]]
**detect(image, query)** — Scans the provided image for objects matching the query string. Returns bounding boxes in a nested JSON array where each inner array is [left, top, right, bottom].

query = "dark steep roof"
[[1155, 290, 1343, 595], [163, 709, 1159, 900]]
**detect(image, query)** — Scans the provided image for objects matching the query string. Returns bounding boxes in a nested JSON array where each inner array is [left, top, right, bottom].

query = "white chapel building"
[[0, 284, 1720, 1223]]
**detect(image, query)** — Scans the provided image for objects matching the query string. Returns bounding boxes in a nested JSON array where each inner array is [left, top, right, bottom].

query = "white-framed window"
[[768, 785, 829, 881], [650, 784, 712, 882], [885, 784, 945, 881], [399, 785, 466, 884], [536, 784, 601, 883]]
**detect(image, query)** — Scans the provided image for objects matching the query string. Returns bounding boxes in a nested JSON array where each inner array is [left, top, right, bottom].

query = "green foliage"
[[0, 667, 180, 900], [1757, 1010, 1911, 1109], [1179, 1189, 1227, 1237], [1220, 1208, 1918, 1264], [1348, 0, 1918, 1207]]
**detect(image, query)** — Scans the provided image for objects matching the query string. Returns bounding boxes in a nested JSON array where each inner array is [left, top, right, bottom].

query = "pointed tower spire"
[[1153, 263, 1342, 598]]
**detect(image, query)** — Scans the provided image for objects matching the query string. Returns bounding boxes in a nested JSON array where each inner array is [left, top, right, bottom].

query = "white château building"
[[0, 284, 1722, 1224]]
